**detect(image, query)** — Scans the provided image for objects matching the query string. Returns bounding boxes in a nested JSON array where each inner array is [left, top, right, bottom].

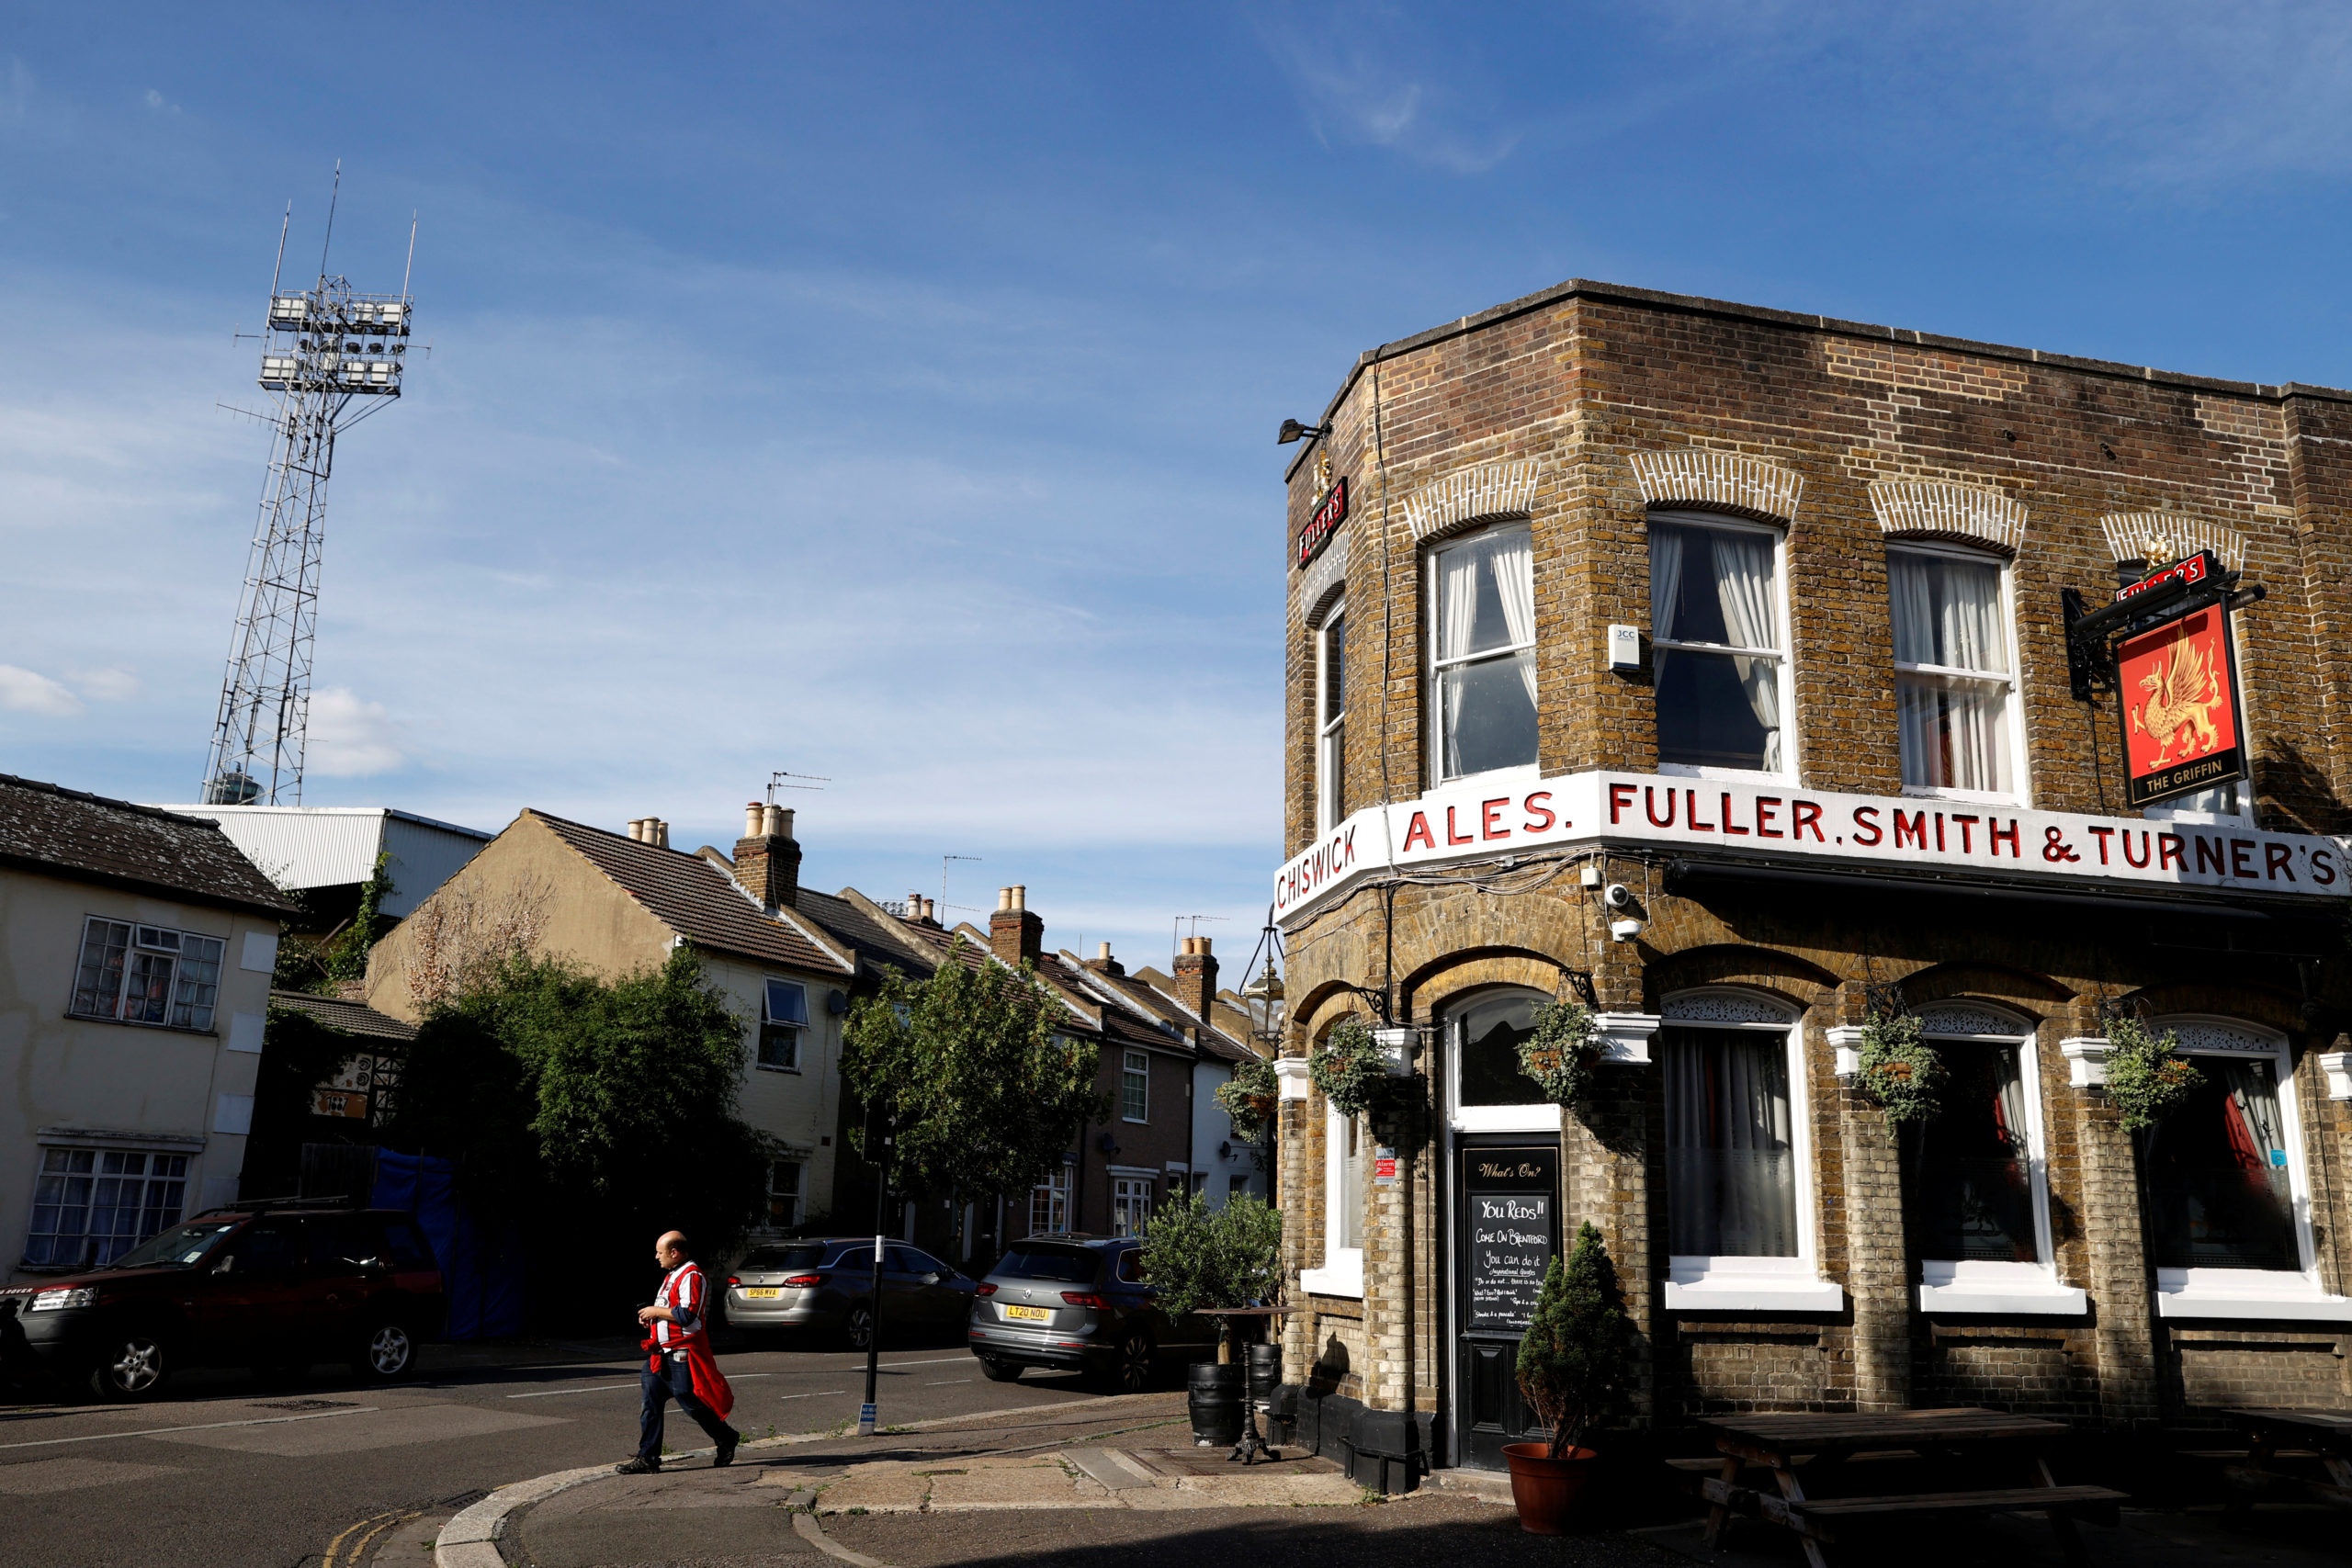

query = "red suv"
[[0, 1205, 445, 1400]]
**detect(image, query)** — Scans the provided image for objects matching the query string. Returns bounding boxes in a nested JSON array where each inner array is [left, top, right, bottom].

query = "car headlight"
[[29, 1287, 96, 1312]]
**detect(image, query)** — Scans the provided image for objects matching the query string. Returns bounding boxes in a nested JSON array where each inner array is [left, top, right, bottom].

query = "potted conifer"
[[1503, 1221, 1629, 1534]]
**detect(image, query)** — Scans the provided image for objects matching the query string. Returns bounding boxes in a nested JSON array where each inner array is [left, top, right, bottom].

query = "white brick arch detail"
[[1869, 480, 2029, 553], [1630, 450, 1804, 525], [1402, 460, 1543, 543], [1299, 532, 1348, 628], [1662, 988, 1798, 1025], [2099, 513, 2245, 571], [1917, 1002, 2032, 1039]]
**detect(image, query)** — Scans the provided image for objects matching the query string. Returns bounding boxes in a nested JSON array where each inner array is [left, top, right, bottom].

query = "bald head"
[[654, 1230, 691, 1269]]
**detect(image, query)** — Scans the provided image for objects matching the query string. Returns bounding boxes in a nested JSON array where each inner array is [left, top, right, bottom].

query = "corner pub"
[[1266, 277, 2352, 1490]]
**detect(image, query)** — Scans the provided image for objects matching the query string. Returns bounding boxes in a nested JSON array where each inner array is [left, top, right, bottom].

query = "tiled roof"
[[529, 811, 851, 976], [270, 988, 418, 1043], [794, 888, 941, 983], [0, 773, 298, 916], [1120, 964, 1261, 1065]]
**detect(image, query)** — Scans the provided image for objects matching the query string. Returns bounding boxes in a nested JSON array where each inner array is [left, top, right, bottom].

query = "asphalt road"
[[0, 1325, 1132, 1568]]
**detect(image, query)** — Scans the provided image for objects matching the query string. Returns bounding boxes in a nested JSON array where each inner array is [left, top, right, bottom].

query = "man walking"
[[616, 1230, 741, 1474]]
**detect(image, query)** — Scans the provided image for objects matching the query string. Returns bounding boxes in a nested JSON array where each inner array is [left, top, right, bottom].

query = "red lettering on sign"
[[1988, 818, 2019, 858], [2315, 850, 2337, 886], [1609, 781, 1636, 824], [1402, 812, 1435, 852], [2231, 839, 2256, 878], [2122, 829, 2151, 868], [2158, 834, 2186, 871], [2266, 842, 2294, 882], [1446, 807, 1474, 847], [1645, 786, 1676, 828], [1792, 800, 1825, 841], [1894, 810, 1926, 850], [1853, 807, 1883, 846], [1522, 792, 1556, 832], [1722, 793, 1749, 836], [1935, 813, 1947, 852], [1687, 790, 1716, 831], [1756, 796, 1783, 838], [2087, 825, 2115, 864], [1482, 798, 1509, 841], [2196, 837, 2226, 875], [1950, 814, 1978, 854]]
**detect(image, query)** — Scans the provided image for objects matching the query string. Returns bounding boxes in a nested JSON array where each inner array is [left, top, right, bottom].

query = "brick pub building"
[[1269, 278, 2352, 1489]]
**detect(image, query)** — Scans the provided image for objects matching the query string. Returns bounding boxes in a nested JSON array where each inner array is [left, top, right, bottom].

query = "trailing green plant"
[[1516, 999, 1600, 1108], [2102, 1014, 2201, 1133], [324, 852, 397, 986], [1309, 1017, 1412, 1119], [1515, 1221, 1631, 1458], [1854, 1010, 1947, 1124], [1136, 1188, 1284, 1317], [1215, 1055, 1279, 1142]]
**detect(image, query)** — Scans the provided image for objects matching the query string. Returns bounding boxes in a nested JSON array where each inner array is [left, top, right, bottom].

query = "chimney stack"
[[1085, 941, 1125, 978], [989, 884, 1042, 968], [1173, 934, 1217, 1023], [731, 797, 801, 911], [628, 818, 670, 847]]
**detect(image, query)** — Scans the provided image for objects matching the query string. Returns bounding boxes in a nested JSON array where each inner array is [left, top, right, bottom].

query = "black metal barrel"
[[1186, 1362, 1244, 1446], [1245, 1342, 1283, 1405]]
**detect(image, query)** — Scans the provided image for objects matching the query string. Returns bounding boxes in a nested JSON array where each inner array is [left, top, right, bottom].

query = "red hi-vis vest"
[[643, 1260, 733, 1419]]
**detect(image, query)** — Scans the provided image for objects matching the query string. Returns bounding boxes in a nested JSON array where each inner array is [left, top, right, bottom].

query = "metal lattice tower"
[[202, 196, 415, 805]]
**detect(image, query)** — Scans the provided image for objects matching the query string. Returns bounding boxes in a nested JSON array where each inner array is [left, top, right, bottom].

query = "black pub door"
[[1454, 1140, 1560, 1471]]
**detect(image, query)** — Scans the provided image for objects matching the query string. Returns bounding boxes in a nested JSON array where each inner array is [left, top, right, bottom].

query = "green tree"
[[1515, 1221, 1632, 1457], [841, 939, 1105, 1198], [1137, 1190, 1283, 1317]]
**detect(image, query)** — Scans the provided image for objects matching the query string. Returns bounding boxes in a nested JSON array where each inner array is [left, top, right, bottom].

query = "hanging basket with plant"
[[1215, 1055, 1279, 1142], [2103, 1014, 2200, 1132], [1516, 999, 1600, 1108], [1854, 1009, 1947, 1125], [1310, 1017, 1414, 1120]]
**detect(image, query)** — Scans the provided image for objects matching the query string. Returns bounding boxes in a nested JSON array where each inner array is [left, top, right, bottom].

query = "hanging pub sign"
[[2114, 547, 2220, 607], [2118, 592, 2245, 807], [1296, 475, 1348, 570]]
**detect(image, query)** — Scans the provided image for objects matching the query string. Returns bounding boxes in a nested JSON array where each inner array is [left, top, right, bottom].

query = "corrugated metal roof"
[[152, 805, 492, 918]]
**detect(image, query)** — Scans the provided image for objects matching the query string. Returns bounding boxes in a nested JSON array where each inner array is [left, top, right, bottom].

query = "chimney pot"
[[626, 819, 641, 840], [923, 897, 936, 920], [745, 802, 763, 839], [765, 805, 793, 839], [1099, 942, 1112, 961], [1012, 884, 1027, 912], [656, 819, 670, 849], [998, 887, 1013, 913]]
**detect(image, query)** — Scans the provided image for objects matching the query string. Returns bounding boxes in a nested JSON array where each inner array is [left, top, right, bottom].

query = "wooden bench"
[[1691, 1477, 2124, 1541]]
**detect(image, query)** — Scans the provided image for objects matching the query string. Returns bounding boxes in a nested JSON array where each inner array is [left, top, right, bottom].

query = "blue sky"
[[5, 3, 2350, 976]]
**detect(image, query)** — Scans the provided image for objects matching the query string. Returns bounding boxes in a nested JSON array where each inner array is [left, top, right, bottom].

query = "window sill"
[[1656, 763, 1795, 784], [1917, 1282, 2087, 1315], [1664, 1275, 1845, 1313], [1898, 785, 2023, 808], [1301, 1251, 1363, 1300], [2154, 1289, 2352, 1323], [63, 1013, 218, 1038], [754, 1065, 803, 1074], [1122, 1117, 1149, 1125]]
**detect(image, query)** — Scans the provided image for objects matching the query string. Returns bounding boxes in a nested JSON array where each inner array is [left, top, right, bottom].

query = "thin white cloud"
[[66, 666, 140, 701], [304, 687, 406, 777], [1257, 17, 1519, 175], [0, 665, 82, 716]]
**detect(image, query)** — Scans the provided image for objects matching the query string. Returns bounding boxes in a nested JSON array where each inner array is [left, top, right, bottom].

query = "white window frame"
[[1886, 539, 2029, 807], [2148, 1017, 2351, 1321], [766, 1159, 805, 1229], [1121, 1049, 1150, 1122], [1111, 1176, 1154, 1237], [1303, 1098, 1365, 1297], [21, 1145, 193, 1270], [1659, 989, 1843, 1313], [1648, 510, 1799, 784], [1316, 604, 1348, 836], [757, 978, 807, 1073], [67, 917, 228, 1033], [1028, 1162, 1071, 1235], [1909, 1005, 2084, 1314], [1444, 987, 1564, 1134], [1426, 521, 1540, 788]]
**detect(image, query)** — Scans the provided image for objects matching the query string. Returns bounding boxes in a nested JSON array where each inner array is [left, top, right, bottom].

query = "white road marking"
[[0, 1405, 378, 1452], [925, 1379, 973, 1386], [777, 1390, 848, 1401], [506, 1382, 637, 1400]]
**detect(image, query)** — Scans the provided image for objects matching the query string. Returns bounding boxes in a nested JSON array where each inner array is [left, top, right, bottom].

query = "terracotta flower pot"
[[1501, 1442, 1598, 1534]]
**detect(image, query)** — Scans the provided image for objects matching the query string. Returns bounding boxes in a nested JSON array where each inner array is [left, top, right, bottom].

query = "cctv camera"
[[1610, 917, 1645, 942], [1602, 883, 1634, 910]]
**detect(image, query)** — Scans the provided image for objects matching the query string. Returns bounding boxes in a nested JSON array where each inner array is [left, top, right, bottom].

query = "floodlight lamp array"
[[257, 285, 413, 398]]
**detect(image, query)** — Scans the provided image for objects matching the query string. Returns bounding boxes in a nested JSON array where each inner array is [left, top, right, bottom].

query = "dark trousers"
[[639, 1352, 737, 1461]]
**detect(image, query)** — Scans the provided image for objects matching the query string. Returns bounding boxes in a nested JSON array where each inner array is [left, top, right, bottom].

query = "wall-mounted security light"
[[1277, 418, 1334, 445]]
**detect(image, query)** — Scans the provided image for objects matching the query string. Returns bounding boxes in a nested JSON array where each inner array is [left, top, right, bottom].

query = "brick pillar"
[[731, 802, 802, 910], [2063, 999, 2162, 1427], [988, 886, 1043, 967], [1832, 986, 1913, 1412], [1172, 936, 1219, 1021]]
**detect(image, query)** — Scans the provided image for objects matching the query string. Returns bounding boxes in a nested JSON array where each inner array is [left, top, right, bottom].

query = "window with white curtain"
[[1429, 524, 1537, 782], [1649, 514, 1789, 775], [1317, 608, 1347, 833], [1663, 1026, 1799, 1258], [1888, 545, 2020, 800]]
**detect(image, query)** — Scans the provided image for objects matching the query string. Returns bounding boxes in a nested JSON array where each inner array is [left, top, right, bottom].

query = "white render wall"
[[1192, 1059, 1268, 1209]]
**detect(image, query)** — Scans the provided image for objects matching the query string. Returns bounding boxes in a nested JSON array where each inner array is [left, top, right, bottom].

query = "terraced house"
[[1267, 278, 2352, 1489]]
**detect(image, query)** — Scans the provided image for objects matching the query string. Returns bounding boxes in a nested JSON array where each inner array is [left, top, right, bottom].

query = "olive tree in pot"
[[1505, 1221, 1631, 1534], [1137, 1190, 1283, 1446]]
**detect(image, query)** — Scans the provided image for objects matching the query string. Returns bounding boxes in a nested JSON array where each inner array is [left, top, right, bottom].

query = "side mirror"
[[212, 1256, 235, 1274], [922, 1271, 943, 1285]]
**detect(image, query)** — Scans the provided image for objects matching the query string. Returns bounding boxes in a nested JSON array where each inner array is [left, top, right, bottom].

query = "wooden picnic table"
[[1676, 1408, 2127, 1568], [2222, 1407, 2352, 1515]]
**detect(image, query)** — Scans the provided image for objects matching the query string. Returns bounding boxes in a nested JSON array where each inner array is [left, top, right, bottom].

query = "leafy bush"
[[1515, 1222, 1631, 1458], [1516, 1000, 1600, 1107], [1137, 1189, 1284, 1319], [1215, 1056, 1279, 1143], [1855, 1010, 1946, 1125], [2104, 1015, 2200, 1132], [1310, 1017, 1415, 1119]]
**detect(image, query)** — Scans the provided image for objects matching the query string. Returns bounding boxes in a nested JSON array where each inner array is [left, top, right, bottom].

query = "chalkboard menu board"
[[1463, 1146, 1558, 1333]]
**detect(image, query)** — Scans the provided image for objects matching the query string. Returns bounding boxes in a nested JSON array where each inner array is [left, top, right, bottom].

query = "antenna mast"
[[201, 174, 418, 805]]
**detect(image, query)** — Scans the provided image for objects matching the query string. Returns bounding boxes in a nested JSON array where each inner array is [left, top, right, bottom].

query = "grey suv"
[[725, 1238, 975, 1348], [967, 1235, 1213, 1392]]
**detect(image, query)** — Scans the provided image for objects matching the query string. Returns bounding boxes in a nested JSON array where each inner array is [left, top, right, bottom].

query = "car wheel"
[[845, 1303, 876, 1353], [355, 1322, 416, 1381], [977, 1356, 1023, 1383], [1095, 1328, 1152, 1395], [90, 1333, 170, 1401]]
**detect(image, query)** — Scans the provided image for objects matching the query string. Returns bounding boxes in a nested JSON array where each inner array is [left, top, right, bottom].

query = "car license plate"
[[1001, 1303, 1050, 1322], [741, 1288, 781, 1300]]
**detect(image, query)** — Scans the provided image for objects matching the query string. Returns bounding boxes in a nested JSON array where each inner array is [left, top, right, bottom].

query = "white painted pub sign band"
[[1273, 770, 2350, 924]]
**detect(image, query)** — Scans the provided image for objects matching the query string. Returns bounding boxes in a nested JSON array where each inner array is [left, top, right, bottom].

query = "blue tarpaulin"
[[370, 1151, 526, 1338]]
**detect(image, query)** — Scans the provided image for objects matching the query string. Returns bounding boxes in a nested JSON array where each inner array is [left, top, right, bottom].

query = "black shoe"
[[615, 1457, 661, 1475], [714, 1433, 740, 1468]]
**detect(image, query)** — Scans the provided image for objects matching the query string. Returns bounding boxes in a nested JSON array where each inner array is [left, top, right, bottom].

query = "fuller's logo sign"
[[1272, 769, 2347, 922], [1296, 476, 1347, 570], [2119, 603, 2244, 807]]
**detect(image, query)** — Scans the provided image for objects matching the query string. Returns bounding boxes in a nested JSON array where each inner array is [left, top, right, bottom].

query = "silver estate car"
[[724, 1237, 977, 1348], [967, 1235, 1215, 1392]]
